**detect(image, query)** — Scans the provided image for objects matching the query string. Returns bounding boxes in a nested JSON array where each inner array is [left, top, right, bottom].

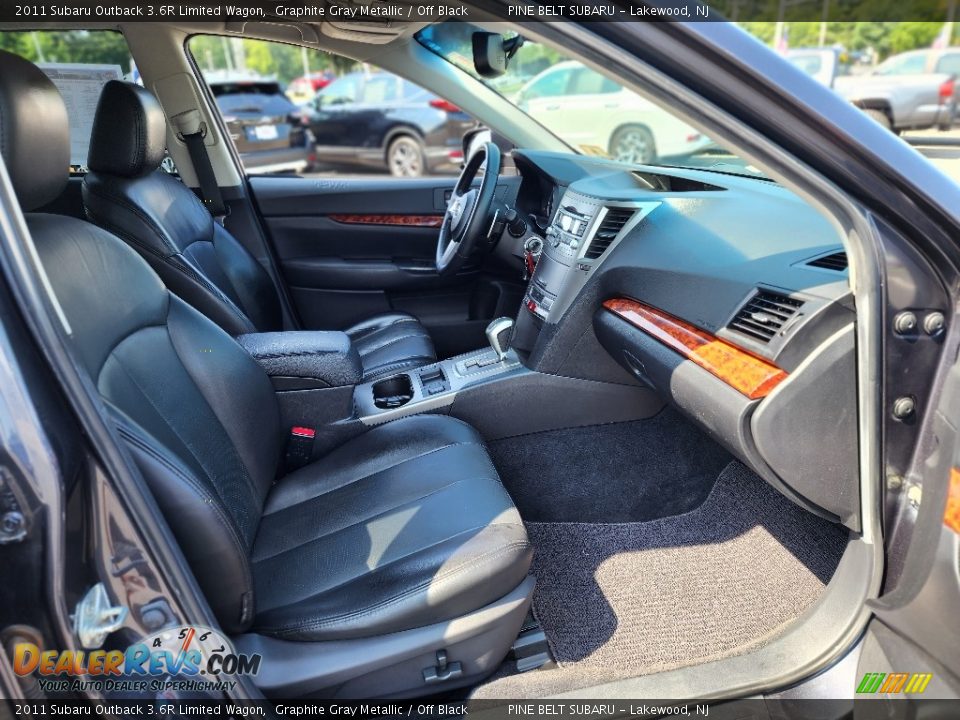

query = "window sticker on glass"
[[37, 63, 123, 170]]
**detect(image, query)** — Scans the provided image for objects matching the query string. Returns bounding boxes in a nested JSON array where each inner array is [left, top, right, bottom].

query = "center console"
[[236, 190, 662, 456], [513, 190, 659, 354], [354, 326, 523, 426]]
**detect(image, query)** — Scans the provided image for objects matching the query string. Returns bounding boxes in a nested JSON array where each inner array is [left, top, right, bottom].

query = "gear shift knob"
[[485, 317, 514, 361]]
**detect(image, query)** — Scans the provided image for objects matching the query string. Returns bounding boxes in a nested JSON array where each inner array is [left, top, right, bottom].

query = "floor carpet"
[[487, 407, 733, 524], [474, 462, 849, 697]]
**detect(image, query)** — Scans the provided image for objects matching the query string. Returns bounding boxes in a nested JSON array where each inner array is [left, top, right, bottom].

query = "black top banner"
[[0, 0, 957, 23]]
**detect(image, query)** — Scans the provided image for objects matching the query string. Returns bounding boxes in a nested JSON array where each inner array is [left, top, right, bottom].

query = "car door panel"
[[249, 176, 522, 355], [854, 358, 960, 701]]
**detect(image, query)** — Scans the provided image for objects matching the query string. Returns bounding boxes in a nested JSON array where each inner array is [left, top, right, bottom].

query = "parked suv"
[[206, 73, 315, 175], [303, 70, 473, 177], [515, 60, 712, 164]]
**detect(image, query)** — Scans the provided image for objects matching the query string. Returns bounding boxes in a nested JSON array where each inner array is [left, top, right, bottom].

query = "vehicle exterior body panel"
[[305, 71, 472, 176]]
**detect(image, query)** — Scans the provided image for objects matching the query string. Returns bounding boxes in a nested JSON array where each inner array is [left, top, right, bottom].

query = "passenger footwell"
[[473, 462, 848, 697]]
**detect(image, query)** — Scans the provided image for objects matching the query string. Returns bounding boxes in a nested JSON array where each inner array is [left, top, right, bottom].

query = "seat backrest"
[[0, 54, 281, 632], [82, 80, 282, 336]]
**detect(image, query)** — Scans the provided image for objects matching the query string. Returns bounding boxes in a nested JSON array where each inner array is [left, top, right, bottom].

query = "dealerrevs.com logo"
[[856, 672, 933, 695], [13, 625, 261, 693]]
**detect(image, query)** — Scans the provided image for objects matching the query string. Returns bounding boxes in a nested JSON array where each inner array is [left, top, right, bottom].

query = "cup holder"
[[372, 374, 414, 410]]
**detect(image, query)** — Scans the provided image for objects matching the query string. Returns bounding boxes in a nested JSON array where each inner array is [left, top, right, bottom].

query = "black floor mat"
[[488, 407, 732, 523], [474, 462, 849, 698]]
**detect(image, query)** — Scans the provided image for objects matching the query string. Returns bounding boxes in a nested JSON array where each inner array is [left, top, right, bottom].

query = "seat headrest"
[[88, 80, 167, 178], [0, 50, 69, 211]]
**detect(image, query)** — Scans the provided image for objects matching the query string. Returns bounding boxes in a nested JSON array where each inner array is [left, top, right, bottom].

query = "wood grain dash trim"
[[603, 297, 788, 400], [328, 214, 444, 228], [946, 468, 960, 534]]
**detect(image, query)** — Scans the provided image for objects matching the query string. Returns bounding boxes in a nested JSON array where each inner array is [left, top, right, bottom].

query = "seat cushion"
[[250, 415, 532, 641], [345, 312, 437, 382]]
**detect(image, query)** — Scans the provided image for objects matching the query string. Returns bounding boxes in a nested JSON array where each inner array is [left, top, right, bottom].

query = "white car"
[[515, 60, 712, 164]]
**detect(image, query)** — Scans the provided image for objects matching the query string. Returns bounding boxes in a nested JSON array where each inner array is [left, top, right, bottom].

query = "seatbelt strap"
[[172, 109, 228, 222]]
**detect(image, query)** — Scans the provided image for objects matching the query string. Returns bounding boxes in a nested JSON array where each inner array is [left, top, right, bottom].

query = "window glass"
[[569, 68, 621, 96], [402, 80, 431, 101], [788, 54, 823, 76], [319, 75, 359, 106], [361, 75, 399, 104], [415, 21, 960, 183], [0, 30, 135, 170], [935, 53, 960, 76], [523, 69, 570, 100], [417, 23, 744, 175], [875, 52, 928, 75], [210, 81, 297, 116], [188, 36, 471, 179]]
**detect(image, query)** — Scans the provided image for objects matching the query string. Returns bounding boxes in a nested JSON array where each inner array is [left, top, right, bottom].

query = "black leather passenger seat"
[[82, 79, 437, 382], [0, 51, 533, 698], [252, 415, 530, 641]]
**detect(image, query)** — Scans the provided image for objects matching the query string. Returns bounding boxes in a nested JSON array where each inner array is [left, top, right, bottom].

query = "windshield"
[[416, 22, 763, 179]]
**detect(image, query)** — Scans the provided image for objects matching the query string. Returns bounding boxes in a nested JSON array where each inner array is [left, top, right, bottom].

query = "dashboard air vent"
[[584, 208, 635, 259], [728, 290, 805, 343], [806, 251, 848, 272]]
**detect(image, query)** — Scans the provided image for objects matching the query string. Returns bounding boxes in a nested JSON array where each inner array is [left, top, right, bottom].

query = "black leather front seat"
[[0, 52, 532, 695], [81, 80, 436, 382]]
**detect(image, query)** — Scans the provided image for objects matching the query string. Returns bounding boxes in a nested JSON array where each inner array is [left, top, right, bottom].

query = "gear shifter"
[[485, 317, 515, 361]]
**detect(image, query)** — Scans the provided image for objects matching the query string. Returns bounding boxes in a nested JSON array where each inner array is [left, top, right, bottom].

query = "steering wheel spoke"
[[435, 142, 501, 276]]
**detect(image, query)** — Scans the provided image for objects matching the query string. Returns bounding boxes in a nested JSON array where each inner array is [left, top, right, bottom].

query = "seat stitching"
[[263, 439, 483, 514], [361, 356, 436, 380], [257, 539, 530, 635], [250, 349, 346, 361], [84, 188, 254, 332], [255, 526, 527, 623], [356, 332, 434, 356], [84, 181, 181, 256], [347, 317, 420, 339], [104, 328, 261, 539], [253, 474, 491, 563], [116, 426, 254, 592], [256, 525, 526, 619]]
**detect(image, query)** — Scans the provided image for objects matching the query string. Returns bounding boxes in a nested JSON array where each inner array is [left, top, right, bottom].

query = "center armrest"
[[236, 331, 363, 388]]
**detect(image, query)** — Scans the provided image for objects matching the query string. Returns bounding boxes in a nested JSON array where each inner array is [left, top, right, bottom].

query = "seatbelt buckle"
[[285, 426, 315, 471]]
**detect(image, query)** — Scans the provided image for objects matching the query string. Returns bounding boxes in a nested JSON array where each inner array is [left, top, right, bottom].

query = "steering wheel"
[[436, 141, 501, 276]]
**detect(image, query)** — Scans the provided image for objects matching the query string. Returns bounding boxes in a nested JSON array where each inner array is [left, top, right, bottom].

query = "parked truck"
[[788, 47, 960, 133]]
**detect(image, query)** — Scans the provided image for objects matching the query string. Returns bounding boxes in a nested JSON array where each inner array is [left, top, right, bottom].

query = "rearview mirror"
[[472, 32, 525, 79]]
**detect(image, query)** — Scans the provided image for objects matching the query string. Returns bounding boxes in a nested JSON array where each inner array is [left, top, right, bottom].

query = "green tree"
[[0, 30, 132, 70], [188, 36, 359, 85], [887, 21, 945, 53]]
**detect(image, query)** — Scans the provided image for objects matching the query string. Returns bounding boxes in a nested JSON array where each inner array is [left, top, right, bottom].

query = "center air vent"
[[583, 208, 635, 259], [806, 251, 848, 272], [728, 290, 805, 343]]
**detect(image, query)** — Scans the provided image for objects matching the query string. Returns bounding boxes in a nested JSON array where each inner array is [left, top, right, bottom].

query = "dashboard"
[[505, 149, 859, 530]]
